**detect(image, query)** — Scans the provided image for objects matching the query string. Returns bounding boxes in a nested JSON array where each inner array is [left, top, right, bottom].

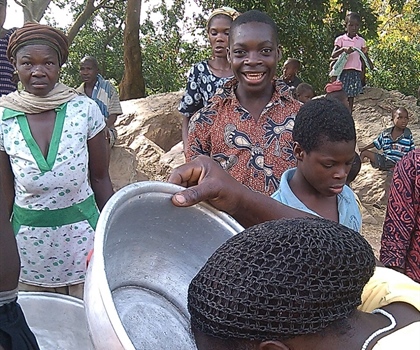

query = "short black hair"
[[296, 83, 314, 96], [80, 55, 98, 68], [345, 11, 361, 24], [293, 97, 356, 153], [284, 58, 301, 70], [229, 10, 279, 45], [393, 106, 408, 117]]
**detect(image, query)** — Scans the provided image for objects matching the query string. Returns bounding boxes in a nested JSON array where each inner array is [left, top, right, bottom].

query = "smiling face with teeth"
[[227, 21, 281, 98]]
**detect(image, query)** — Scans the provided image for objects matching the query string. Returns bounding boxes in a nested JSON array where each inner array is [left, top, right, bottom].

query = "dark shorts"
[[371, 153, 396, 171], [0, 300, 39, 350], [339, 69, 363, 97]]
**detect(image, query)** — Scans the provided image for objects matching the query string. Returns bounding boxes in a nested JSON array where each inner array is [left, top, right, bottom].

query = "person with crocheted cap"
[[188, 217, 420, 350]]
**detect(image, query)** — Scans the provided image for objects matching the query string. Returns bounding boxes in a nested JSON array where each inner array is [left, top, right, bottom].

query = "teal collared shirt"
[[271, 168, 362, 233]]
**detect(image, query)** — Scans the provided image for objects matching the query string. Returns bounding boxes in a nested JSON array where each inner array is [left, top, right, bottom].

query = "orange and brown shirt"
[[186, 78, 301, 196]]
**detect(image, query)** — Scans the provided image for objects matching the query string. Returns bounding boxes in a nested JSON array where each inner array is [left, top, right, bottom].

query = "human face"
[[345, 18, 360, 38], [393, 109, 409, 130], [282, 62, 297, 81], [80, 60, 99, 85], [296, 139, 356, 197], [12, 44, 60, 96], [297, 91, 314, 104], [228, 22, 280, 95], [208, 15, 232, 59]]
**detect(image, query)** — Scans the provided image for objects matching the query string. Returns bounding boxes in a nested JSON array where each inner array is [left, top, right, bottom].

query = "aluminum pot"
[[18, 291, 94, 349], [84, 181, 244, 349]]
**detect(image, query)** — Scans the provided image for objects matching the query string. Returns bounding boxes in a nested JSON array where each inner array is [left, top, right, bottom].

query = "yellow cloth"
[[372, 322, 420, 349], [0, 83, 79, 114], [359, 266, 420, 313]]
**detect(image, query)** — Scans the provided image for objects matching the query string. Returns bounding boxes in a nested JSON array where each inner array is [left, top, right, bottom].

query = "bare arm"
[[182, 117, 189, 155], [0, 173, 20, 291], [331, 45, 353, 59], [106, 113, 118, 129], [168, 156, 313, 228], [359, 142, 375, 152], [0, 150, 15, 217], [88, 130, 114, 210]]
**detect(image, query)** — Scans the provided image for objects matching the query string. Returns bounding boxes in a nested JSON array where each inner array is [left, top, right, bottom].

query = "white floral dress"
[[0, 95, 105, 287]]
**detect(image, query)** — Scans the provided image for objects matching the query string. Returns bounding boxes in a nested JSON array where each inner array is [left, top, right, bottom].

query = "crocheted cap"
[[188, 217, 375, 341]]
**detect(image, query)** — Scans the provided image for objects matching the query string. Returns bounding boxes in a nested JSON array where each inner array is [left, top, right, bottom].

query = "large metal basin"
[[84, 181, 244, 349], [18, 291, 94, 349]]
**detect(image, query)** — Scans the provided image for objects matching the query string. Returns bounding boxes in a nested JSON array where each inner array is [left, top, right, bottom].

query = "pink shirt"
[[334, 33, 366, 71]]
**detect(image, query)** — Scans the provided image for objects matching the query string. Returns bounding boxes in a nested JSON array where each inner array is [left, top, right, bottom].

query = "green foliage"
[[43, 0, 419, 98], [140, 0, 209, 95], [366, 0, 420, 97], [195, 0, 378, 94], [368, 38, 420, 97], [47, 1, 125, 89]]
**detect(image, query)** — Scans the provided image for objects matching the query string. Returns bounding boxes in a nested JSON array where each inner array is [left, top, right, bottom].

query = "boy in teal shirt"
[[271, 97, 362, 232]]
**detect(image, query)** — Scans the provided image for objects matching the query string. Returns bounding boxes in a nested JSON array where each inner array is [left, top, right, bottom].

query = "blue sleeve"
[[410, 134, 415, 151], [373, 133, 383, 150]]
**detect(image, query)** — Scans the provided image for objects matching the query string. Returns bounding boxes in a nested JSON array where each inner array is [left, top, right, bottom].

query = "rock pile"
[[111, 87, 420, 255]]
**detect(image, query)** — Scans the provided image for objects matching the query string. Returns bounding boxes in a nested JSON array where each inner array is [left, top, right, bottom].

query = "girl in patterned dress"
[[0, 23, 114, 299], [178, 7, 239, 152]]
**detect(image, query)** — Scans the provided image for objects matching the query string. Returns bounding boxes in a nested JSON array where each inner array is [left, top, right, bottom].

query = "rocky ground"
[[110, 87, 420, 257]]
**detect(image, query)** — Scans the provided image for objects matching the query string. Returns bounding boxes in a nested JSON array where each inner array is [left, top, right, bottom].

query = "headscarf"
[[207, 7, 240, 28], [7, 22, 69, 66], [0, 83, 79, 114]]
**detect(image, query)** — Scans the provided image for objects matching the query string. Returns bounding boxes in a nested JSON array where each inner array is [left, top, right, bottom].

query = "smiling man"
[[185, 10, 301, 196]]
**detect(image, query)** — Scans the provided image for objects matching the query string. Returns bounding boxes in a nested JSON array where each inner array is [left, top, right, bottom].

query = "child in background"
[[295, 83, 315, 104], [360, 107, 415, 171], [331, 12, 373, 113], [280, 58, 302, 91], [187, 10, 301, 196], [271, 97, 362, 232]]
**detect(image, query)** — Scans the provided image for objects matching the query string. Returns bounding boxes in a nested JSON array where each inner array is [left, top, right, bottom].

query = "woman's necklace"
[[361, 308, 397, 350]]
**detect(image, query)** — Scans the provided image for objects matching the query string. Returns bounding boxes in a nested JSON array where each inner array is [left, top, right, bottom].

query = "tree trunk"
[[119, 0, 145, 100], [18, 0, 52, 22], [16, 0, 111, 46]]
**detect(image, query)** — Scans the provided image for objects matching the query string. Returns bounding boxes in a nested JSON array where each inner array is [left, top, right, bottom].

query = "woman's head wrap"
[[7, 22, 69, 66], [207, 7, 240, 29], [188, 217, 375, 341]]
